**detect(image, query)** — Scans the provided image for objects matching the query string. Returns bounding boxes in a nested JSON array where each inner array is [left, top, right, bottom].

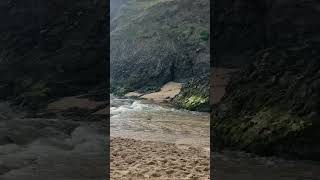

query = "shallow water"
[[111, 95, 320, 179], [110, 95, 210, 149]]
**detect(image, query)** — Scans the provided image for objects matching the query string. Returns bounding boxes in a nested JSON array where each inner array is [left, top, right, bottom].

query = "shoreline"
[[110, 94, 210, 179], [120, 81, 209, 112]]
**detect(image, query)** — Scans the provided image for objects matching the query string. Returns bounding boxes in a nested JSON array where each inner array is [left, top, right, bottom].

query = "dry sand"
[[111, 138, 209, 180], [141, 82, 182, 102], [125, 81, 182, 103]]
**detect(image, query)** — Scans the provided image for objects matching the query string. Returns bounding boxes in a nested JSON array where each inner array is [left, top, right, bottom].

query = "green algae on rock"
[[173, 77, 209, 112]]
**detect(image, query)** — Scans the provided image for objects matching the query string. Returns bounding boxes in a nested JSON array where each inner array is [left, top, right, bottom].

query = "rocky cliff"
[[0, 0, 107, 109], [212, 0, 320, 160], [110, 0, 210, 110]]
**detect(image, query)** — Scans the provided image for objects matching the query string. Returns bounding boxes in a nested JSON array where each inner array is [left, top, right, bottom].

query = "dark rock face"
[[110, 0, 210, 91], [213, 0, 320, 67], [213, 0, 320, 160], [0, 0, 108, 108]]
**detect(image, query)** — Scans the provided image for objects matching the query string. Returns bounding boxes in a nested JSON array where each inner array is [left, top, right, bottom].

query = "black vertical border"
[[106, 0, 111, 179]]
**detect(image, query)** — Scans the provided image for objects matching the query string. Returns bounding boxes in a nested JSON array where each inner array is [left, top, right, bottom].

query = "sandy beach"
[[111, 138, 209, 180], [111, 84, 210, 179]]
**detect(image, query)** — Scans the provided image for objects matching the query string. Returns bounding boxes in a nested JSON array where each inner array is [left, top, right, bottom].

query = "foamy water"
[[110, 95, 210, 149]]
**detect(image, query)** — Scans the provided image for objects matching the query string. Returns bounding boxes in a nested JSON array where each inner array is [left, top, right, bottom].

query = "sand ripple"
[[111, 138, 209, 180]]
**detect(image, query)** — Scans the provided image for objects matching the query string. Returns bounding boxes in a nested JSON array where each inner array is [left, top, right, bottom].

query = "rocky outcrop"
[[213, 0, 320, 160], [173, 77, 209, 112], [110, 0, 210, 93], [213, 45, 320, 160], [0, 0, 107, 109]]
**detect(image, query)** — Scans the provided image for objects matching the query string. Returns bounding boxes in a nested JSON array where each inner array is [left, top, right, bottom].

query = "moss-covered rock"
[[16, 81, 51, 109], [218, 107, 311, 149], [173, 77, 209, 112], [24, 81, 50, 99], [110, 86, 131, 97], [183, 95, 209, 110], [213, 45, 320, 160]]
